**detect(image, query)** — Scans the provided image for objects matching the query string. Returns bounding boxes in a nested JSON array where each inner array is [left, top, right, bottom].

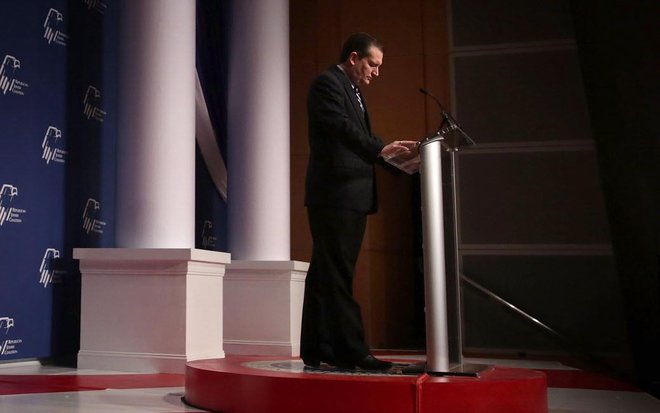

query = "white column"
[[227, 0, 290, 260], [75, 1, 231, 374], [116, 0, 196, 248], [223, 0, 307, 357]]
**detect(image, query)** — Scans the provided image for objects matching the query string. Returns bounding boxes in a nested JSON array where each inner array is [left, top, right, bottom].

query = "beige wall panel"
[[421, 54, 448, 132], [339, 0, 425, 57], [289, 61, 315, 157], [364, 250, 416, 347], [290, 0, 321, 59]]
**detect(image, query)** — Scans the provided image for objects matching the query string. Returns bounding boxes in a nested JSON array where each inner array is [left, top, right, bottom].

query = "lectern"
[[419, 132, 452, 373], [416, 89, 480, 376]]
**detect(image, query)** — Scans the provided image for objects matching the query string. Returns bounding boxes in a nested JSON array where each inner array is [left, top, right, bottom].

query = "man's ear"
[[348, 51, 359, 66]]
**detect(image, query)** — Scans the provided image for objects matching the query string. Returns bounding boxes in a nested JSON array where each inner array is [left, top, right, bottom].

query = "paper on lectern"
[[382, 142, 421, 174]]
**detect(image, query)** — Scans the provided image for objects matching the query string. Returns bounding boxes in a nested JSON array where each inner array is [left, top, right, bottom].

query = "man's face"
[[348, 46, 383, 86]]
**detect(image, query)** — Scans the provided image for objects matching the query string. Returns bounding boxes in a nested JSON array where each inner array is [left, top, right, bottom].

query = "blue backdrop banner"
[[1, 0, 229, 363], [0, 0, 117, 361]]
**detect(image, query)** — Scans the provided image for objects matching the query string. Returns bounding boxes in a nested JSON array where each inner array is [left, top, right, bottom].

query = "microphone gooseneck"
[[419, 87, 476, 146]]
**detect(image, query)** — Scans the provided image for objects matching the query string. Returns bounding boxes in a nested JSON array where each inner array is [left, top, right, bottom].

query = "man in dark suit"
[[301, 32, 416, 371]]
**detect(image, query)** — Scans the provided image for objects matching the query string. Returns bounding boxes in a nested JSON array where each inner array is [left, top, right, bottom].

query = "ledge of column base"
[[223, 340, 299, 357], [73, 247, 231, 264], [77, 350, 226, 374], [224, 260, 309, 357], [226, 259, 309, 271]]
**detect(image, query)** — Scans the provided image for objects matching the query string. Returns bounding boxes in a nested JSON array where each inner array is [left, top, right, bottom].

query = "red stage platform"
[[184, 356, 548, 413]]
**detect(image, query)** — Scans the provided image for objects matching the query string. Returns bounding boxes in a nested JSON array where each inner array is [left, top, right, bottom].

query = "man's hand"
[[379, 140, 419, 160]]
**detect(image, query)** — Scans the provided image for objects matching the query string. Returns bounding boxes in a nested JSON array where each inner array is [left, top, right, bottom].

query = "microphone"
[[419, 88, 476, 146], [419, 88, 440, 106], [419, 88, 450, 120]]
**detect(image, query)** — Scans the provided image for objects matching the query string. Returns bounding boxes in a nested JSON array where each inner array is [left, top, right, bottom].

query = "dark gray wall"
[[449, 0, 629, 362], [570, 1, 660, 396]]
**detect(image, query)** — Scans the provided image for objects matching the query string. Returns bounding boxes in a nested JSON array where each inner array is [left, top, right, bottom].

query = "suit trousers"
[[301, 207, 370, 364]]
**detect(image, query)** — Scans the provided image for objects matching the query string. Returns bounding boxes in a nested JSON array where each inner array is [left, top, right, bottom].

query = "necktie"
[[353, 85, 365, 112]]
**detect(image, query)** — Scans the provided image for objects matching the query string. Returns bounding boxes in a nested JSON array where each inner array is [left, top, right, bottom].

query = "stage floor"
[[1, 355, 659, 412], [185, 355, 548, 413]]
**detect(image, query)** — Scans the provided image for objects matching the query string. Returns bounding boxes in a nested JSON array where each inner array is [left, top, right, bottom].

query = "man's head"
[[339, 32, 383, 87]]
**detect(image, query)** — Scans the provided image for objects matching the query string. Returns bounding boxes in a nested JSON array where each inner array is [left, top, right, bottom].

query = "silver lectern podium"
[[419, 133, 451, 373], [415, 89, 482, 376]]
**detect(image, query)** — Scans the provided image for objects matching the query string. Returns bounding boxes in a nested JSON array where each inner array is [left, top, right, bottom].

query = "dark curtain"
[[195, 0, 230, 251], [570, 1, 660, 397]]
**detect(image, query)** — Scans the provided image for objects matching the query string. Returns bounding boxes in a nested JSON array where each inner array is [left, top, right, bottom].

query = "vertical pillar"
[[224, 0, 307, 357], [76, 1, 230, 373], [116, 0, 196, 248], [227, 0, 290, 260]]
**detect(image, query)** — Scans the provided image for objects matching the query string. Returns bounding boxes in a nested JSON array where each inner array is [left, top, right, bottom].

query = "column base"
[[224, 260, 309, 357], [74, 248, 231, 373]]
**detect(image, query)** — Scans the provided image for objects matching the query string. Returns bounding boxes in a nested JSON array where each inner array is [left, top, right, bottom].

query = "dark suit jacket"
[[304, 65, 385, 214]]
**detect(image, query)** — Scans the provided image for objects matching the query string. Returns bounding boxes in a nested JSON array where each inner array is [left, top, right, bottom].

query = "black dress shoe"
[[302, 356, 338, 369], [347, 355, 393, 371], [302, 344, 339, 368], [302, 358, 321, 368]]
